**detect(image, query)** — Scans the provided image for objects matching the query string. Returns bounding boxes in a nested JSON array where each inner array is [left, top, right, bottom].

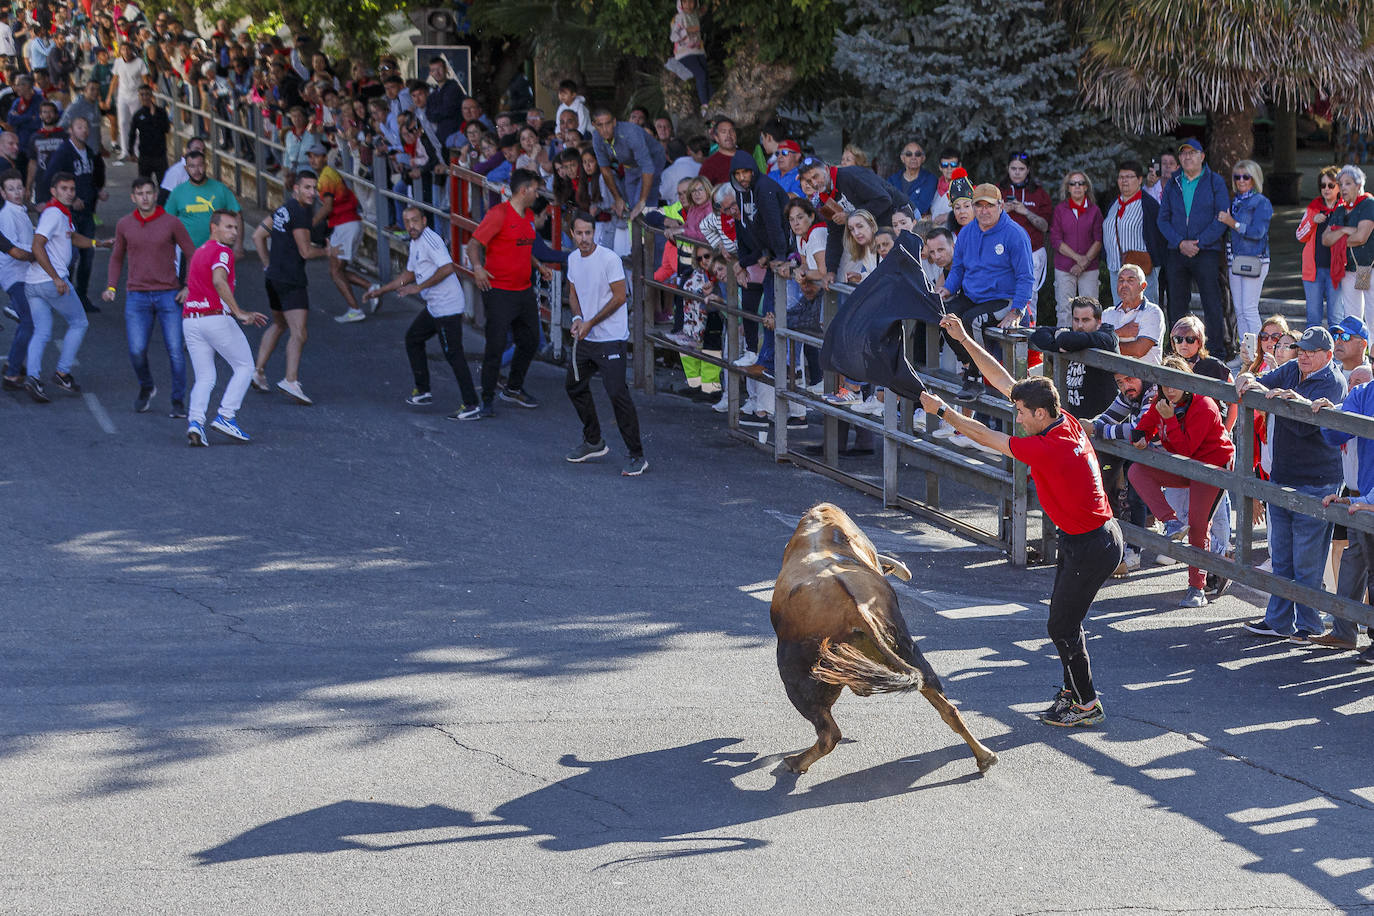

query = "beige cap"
[[971, 183, 1002, 205]]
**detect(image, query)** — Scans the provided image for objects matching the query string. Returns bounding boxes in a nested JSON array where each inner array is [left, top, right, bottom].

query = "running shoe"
[[169, 400, 187, 419], [51, 370, 80, 393], [1042, 688, 1073, 718], [251, 370, 270, 392], [449, 403, 483, 421], [187, 421, 209, 447], [731, 350, 757, 368], [405, 389, 433, 406], [135, 385, 156, 413], [24, 376, 49, 403], [1162, 518, 1188, 540], [823, 388, 859, 406], [1177, 587, 1208, 608], [277, 379, 313, 405], [1243, 620, 1285, 637], [365, 284, 383, 313], [335, 308, 366, 323], [1042, 699, 1105, 727], [210, 414, 251, 441], [622, 455, 649, 476], [566, 440, 609, 462], [499, 387, 539, 409]]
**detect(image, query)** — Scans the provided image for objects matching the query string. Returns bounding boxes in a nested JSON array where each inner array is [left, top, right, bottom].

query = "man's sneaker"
[[405, 389, 433, 406], [335, 308, 366, 323], [1162, 518, 1188, 540], [1290, 631, 1321, 645], [209, 414, 251, 441], [622, 455, 649, 476], [954, 377, 984, 403], [739, 413, 770, 428], [823, 388, 859, 406], [1042, 688, 1074, 719], [449, 403, 484, 421], [251, 370, 270, 392], [1243, 620, 1285, 638], [1042, 699, 1105, 727], [365, 284, 382, 313], [731, 350, 758, 368], [477, 401, 496, 419], [803, 381, 824, 396], [711, 390, 730, 413], [931, 423, 957, 440], [1178, 587, 1208, 608], [24, 376, 49, 403], [499, 387, 539, 409], [277, 378, 313, 405], [786, 415, 809, 430], [51, 371, 80, 393], [169, 400, 187, 419], [1204, 572, 1229, 598], [1356, 646, 1374, 666], [566, 440, 609, 463], [1112, 548, 1141, 579], [135, 385, 156, 413], [187, 421, 209, 447], [2, 304, 17, 320]]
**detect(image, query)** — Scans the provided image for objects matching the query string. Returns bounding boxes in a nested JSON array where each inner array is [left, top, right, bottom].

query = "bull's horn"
[[876, 553, 911, 581]]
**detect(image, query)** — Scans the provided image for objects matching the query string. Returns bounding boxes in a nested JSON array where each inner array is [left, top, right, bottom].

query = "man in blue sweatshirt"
[[940, 183, 1035, 400], [730, 149, 792, 368], [1158, 138, 1231, 353], [1236, 325, 1346, 640]]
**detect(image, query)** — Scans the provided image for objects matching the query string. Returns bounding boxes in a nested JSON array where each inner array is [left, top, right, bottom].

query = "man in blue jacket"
[[940, 183, 1035, 400], [1157, 138, 1230, 350], [888, 140, 937, 218], [730, 149, 792, 370]]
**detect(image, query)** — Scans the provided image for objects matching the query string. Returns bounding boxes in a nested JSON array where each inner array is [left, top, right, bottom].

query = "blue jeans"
[[756, 271, 777, 365], [1304, 268, 1343, 328], [125, 289, 187, 401], [4, 281, 31, 373], [25, 279, 87, 377], [1264, 482, 1338, 635]]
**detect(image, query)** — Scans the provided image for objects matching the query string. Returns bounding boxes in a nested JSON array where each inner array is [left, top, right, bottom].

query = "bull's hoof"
[[783, 753, 809, 774], [976, 751, 999, 773]]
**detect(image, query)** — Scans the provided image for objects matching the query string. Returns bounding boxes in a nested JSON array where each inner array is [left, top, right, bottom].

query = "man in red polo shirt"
[[466, 168, 563, 418], [919, 314, 1124, 728]]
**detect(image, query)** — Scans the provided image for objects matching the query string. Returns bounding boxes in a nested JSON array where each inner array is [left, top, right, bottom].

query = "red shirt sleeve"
[[1008, 433, 1047, 466], [472, 204, 506, 248]]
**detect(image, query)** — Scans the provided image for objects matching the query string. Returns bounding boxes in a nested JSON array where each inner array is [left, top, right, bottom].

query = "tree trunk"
[[533, 43, 583, 100], [661, 38, 796, 136], [1207, 104, 1256, 181]]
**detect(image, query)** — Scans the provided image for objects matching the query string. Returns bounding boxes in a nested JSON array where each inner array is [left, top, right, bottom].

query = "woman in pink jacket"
[[1049, 169, 1104, 326]]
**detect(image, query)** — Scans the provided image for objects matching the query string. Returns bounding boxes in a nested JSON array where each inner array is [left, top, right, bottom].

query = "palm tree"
[[1073, 0, 1374, 175]]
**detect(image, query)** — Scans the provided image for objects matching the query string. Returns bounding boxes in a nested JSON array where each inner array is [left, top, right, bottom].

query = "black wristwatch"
[[937, 405, 947, 419]]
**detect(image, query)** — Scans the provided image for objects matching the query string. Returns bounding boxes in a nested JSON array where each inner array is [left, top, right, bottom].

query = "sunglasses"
[[1172, 335, 1199, 345], [1232, 174, 1252, 182], [1067, 179, 1087, 186], [939, 160, 958, 168], [1012, 152, 1030, 161], [1321, 182, 1338, 189], [1258, 331, 1283, 340], [1280, 343, 1302, 352], [902, 150, 925, 157], [1332, 330, 1359, 341]]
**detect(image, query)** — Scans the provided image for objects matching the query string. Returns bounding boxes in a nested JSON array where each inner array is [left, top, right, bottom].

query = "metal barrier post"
[[725, 269, 741, 425], [1007, 331, 1031, 568], [882, 389, 899, 506], [821, 285, 839, 466], [372, 157, 393, 287], [1234, 404, 1256, 566], [251, 107, 266, 209], [630, 219, 650, 392], [772, 274, 789, 458]]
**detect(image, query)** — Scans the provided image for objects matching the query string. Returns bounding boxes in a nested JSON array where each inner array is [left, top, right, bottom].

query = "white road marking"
[[83, 393, 117, 434]]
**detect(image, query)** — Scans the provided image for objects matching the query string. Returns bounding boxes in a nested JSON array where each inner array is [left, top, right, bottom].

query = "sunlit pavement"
[[2, 165, 1371, 914]]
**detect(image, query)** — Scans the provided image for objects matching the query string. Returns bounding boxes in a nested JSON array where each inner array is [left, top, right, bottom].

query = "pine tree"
[[830, 0, 1133, 186]]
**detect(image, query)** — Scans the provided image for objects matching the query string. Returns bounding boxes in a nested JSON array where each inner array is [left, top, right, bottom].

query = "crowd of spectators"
[[0, 0, 1371, 662]]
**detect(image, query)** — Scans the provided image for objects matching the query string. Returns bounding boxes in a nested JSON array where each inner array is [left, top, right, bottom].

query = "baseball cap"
[[1178, 137, 1204, 153], [1298, 325, 1334, 351], [971, 183, 1002, 205], [777, 140, 801, 155], [305, 139, 328, 156], [1337, 315, 1370, 342]]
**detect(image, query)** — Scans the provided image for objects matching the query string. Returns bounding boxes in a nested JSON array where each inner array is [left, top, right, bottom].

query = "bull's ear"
[[876, 553, 911, 581]]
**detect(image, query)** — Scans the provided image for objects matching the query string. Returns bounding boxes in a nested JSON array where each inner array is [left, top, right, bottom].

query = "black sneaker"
[[477, 401, 496, 419], [449, 404, 483, 421], [1042, 698, 1105, 727], [1204, 573, 1229, 598], [499, 387, 540, 409], [2, 373, 22, 390], [135, 385, 156, 413], [566, 440, 609, 462], [52, 371, 80, 393], [954, 377, 984, 403], [1041, 688, 1074, 719], [169, 400, 187, 419], [1243, 620, 1285, 637], [1356, 646, 1374, 667], [24, 376, 49, 403], [622, 455, 649, 476], [785, 415, 809, 430], [738, 414, 770, 428]]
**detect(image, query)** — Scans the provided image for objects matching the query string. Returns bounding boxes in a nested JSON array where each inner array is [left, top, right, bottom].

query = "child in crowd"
[[666, 0, 710, 110]]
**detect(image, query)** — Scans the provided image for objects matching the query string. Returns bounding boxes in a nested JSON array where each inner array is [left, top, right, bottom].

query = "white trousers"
[[1032, 247, 1048, 293], [1053, 270, 1100, 326], [116, 94, 139, 156], [184, 314, 254, 424], [1340, 273, 1373, 323], [1228, 260, 1270, 342]]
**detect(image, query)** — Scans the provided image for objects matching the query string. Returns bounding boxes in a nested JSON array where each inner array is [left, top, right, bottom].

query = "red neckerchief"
[[1068, 197, 1089, 216], [403, 139, 416, 157], [818, 166, 840, 203], [801, 221, 823, 242], [722, 212, 736, 241], [133, 206, 165, 225], [12, 94, 33, 114], [44, 198, 72, 230], [1346, 193, 1371, 210], [936, 176, 950, 196], [1117, 190, 1142, 216]]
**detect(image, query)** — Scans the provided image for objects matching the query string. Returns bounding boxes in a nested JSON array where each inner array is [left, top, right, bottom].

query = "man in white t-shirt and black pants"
[[364, 205, 480, 419], [563, 211, 646, 476]]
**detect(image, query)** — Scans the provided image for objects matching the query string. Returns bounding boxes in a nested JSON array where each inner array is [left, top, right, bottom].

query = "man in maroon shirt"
[[697, 117, 739, 187], [919, 314, 1124, 728], [105, 175, 196, 416]]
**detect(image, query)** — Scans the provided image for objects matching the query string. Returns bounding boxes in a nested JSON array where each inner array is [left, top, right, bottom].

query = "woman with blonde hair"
[[1050, 169, 1104, 325], [1218, 158, 1273, 343], [838, 209, 878, 285], [839, 144, 869, 168]]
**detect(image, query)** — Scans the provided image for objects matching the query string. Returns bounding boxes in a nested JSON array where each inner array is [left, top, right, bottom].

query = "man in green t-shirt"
[[165, 149, 240, 247]]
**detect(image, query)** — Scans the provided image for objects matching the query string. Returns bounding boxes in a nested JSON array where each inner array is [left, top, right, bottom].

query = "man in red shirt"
[[307, 144, 375, 324], [697, 117, 739, 187], [919, 314, 1124, 728], [466, 168, 562, 418]]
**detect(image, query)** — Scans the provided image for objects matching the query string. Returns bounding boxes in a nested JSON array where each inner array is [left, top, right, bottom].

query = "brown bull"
[[770, 503, 998, 774]]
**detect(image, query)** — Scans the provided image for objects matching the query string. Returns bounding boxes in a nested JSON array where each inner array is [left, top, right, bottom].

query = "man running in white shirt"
[[563, 211, 647, 476], [182, 210, 269, 445], [364, 205, 480, 419]]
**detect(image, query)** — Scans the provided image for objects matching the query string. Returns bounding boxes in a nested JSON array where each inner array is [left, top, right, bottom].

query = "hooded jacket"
[[944, 210, 1035, 307], [729, 149, 790, 268], [823, 165, 909, 275]]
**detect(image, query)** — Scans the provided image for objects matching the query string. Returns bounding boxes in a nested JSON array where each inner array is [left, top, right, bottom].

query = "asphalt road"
[[2, 163, 1373, 915]]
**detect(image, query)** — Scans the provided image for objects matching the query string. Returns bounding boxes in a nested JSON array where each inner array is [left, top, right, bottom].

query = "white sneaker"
[[804, 381, 824, 396], [711, 391, 729, 413], [1123, 548, 1142, 572], [931, 423, 957, 439], [732, 350, 758, 367], [740, 398, 758, 415], [912, 408, 926, 426], [365, 284, 382, 313], [950, 433, 974, 447], [335, 308, 366, 323], [1256, 558, 1272, 572], [851, 395, 883, 416], [277, 378, 313, 405]]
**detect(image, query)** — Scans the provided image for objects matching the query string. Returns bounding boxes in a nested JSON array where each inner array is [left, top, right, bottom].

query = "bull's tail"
[[812, 638, 924, 695]]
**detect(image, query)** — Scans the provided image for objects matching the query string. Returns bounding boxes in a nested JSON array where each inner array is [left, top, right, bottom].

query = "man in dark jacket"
[[43, 115, 105, 312], [1157, 138, 1230, 346], [729, 149, 792, 370], [1030, 296, 1120, 420], [127, 83, 170, 182], [797, 158, 910, 286], [426, 56, 463, 142]]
